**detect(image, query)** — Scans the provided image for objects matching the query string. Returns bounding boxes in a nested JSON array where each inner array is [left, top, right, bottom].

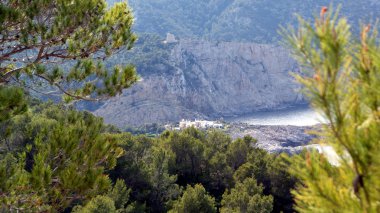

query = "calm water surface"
[[227, 107, 325, 126]]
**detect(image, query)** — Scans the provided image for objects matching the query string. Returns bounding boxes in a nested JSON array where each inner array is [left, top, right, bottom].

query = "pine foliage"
[[168, 184, 217, 213], [283, 6, 380, 212], [0, 86, 27, 121], [221, 178, 273, 213], [0, 103, 124, 211], [0, 0, 138, 101], [72, 196, 117, 213]]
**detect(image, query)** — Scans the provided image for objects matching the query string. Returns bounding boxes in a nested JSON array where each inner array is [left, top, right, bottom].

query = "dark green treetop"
[[168, 184, 217, 213], [221, 178, 273, 213]]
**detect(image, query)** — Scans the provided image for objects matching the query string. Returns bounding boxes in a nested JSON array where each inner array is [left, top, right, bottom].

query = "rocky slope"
[[109, 0, 380, 43], [226, 124, 317, 154], [94, 38, 305, 127]]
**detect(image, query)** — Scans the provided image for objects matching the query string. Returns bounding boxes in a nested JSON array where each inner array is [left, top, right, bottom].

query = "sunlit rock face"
[[94, 39, 305, 127]]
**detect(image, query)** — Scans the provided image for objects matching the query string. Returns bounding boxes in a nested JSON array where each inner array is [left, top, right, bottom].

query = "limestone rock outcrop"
[[94, 39, 305, 127]]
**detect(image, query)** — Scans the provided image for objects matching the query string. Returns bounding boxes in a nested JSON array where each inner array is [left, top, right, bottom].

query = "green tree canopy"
[[0, 86, 27, 121], [72, 196, 117, 213], [0, 103, 124, 211], [283, 6, 380, 212], [0, 0, 137, 102], [73, 179, 136, 213], [221, 178, 273, 213], [169, 184, 216, 213]]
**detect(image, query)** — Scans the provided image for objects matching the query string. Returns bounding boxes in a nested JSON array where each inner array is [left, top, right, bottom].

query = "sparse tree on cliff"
[[283, 6, 380, 212]]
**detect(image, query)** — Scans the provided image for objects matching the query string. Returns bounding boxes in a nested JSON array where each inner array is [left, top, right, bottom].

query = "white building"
[[178, 119, 224, 130], [163, 33, 177, 44]]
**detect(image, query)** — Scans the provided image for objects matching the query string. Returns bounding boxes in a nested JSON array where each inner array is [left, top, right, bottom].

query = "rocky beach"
[[226, 123, 318, 154]]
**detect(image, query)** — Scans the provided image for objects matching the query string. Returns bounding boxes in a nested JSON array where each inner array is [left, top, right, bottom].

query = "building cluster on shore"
[[165, 119, 224, 130]]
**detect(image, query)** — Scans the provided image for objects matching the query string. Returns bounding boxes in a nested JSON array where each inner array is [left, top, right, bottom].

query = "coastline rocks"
[[226, 124, 317, 154]]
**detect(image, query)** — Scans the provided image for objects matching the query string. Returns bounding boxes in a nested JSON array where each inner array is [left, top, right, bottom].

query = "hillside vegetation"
[[0, 101, 296, 212], [1, 0, 379, 212]]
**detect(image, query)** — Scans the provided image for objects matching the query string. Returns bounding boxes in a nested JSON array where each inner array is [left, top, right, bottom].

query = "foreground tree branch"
[[0, 0, 138, 101], [282, 6, 380, 212]]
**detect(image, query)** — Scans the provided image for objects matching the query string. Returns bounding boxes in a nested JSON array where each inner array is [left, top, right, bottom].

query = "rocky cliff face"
[[94, 39, 304, 127]]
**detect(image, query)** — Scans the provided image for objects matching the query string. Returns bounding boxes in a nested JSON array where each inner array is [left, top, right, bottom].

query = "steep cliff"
[[94, 1, 380, 127], [94, 38, 304, 127]]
